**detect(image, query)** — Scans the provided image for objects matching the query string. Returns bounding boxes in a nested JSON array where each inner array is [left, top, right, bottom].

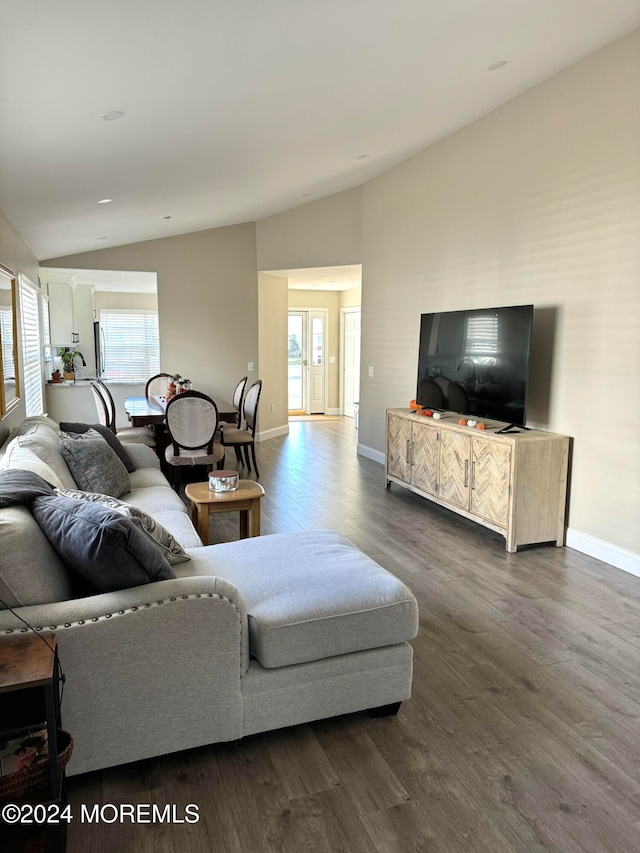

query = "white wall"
[[44, 223, 259, 407], [358, 31, 640, 560], [257, 187, 362, 271], [258, 273, 289, 437]]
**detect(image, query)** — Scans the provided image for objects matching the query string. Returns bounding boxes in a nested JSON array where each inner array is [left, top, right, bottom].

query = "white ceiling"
[[1, 1, 638, 262]]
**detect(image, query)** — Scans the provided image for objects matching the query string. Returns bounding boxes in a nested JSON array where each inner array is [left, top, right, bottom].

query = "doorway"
[[288, 309, 327, 415]]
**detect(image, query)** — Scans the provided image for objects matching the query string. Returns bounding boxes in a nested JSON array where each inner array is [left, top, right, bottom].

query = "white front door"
[[288, 309, 327, 414], [342, 309, 361, 418]]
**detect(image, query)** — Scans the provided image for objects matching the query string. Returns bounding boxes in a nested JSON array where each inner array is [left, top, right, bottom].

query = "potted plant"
[[59, 348, 86, 381]]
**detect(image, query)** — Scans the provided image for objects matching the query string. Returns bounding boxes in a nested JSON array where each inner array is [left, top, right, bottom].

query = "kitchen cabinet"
[[47, 281, 94, 346]]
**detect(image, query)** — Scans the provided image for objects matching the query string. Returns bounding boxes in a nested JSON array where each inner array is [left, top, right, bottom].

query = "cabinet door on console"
[[387, 414, 412, 484], [438, 430, 470, 509], [471, 438, 511, 527], [412, 423, 438, 495]]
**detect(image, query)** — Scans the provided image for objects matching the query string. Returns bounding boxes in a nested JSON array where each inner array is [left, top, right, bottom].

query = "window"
[[464, 314, 498, 365], [19, 274, 44, 416], [100, 309, 160, 382], [0, 263, 20, 417]]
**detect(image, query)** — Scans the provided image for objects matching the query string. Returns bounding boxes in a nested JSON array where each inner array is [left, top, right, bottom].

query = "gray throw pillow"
[[53, 488, 191, 565], [31, 495, 175, 593], [59, 422, 136, 473], [60, 432, 131, 498], [0, 470, 55, 507]]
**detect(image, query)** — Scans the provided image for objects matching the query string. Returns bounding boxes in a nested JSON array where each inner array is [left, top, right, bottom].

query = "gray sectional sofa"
[[0, 416, 418, 776]]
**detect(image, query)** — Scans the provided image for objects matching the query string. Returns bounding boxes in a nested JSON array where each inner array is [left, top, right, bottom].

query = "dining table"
[[124, 393, 238, 457], [124, 393, 238, 426]]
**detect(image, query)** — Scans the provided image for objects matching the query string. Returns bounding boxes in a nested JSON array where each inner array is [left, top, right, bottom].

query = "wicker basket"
[[0, 730, 73, 803]]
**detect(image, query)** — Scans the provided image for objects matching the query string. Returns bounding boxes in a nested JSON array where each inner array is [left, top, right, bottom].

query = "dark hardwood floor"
[[66, 418, 640, 852]]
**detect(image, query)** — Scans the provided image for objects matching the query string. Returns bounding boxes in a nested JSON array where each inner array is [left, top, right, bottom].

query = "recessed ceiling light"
[[99, 111, 124, 121], [487, 61, 508, 71], [97, 198, 113, 204], [163, 215, 172, 220], [357, 154, 370, 160], [97, 236, 108, 240], [301, 193, 312, 198], [328, 280, 335, 283]]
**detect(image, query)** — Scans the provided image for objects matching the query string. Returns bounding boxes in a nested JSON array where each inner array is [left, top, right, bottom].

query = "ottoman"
[[180, 529, 419, 731]]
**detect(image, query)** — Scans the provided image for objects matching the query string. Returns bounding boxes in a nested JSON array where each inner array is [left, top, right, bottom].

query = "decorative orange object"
[[476, 421, 487, 430], [409, 399, 421, 410], [458, 417, 468, 425]]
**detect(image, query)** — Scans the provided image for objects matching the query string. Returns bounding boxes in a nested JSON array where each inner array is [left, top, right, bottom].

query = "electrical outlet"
[[248, 362, 255, 372], [329, 355, 336, 364], [368, 365, 375, 378], [270, 403, 276, 413]]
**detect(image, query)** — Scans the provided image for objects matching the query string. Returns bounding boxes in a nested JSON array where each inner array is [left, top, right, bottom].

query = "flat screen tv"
[[416, 304, 533, 427]]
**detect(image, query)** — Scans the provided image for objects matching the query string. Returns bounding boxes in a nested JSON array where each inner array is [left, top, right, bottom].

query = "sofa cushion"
[[60, 433, 131, 498], [0, 505, 75, 608], [0, 441, 66, 489], [60, 422, 136, 473], [123, 485, 189, 516], [11, 423, 77, 490], [179, 530, 419, 668], [31, 495, 175, 593], [128, 468, 172, 490], [54, 488, 191, 565]]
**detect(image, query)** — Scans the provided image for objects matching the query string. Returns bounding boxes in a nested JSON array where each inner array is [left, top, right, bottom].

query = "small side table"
[[0, 634, 61, 802], [0, 634, 67, 852], [185, 480, 265, 545]]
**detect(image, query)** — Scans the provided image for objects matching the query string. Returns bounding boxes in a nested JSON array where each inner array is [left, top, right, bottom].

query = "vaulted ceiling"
[[1, 0, 638, 261]]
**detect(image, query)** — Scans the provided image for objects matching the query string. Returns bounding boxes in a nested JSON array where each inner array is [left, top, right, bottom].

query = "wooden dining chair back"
[[164, 390, 225, 489], [145, 373, 171, 407], [90, 382, 112, 429], [232, 376, 248, 426], [221, 379, 262, 477], [91, 379, 155, 446], [92, 379, 117, 432]]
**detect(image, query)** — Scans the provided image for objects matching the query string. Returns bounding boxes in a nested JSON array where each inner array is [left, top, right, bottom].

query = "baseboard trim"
[[326, 408, 340, 416], [257, 424, 289, 443], [566, 529, 640, 578], [357, 443, 385, 465]]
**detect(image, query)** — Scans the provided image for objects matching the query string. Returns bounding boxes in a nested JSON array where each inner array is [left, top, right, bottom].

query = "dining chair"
[[232, 376, 248, 426], [164, 390, 225, 490], [220, 379, 262, 478], [91, 380, 155, 446], [145, 372, 171, 408]]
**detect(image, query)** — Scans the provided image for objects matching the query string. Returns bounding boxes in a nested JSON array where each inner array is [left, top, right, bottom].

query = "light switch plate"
[[368, 365, 375, 377], [248, 362, 255, 372]]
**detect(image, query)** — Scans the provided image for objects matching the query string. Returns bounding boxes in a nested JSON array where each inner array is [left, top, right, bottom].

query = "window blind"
[[100, 309, 160, 383], [19, 274, 44, 416], [465, 315, 498, 362]]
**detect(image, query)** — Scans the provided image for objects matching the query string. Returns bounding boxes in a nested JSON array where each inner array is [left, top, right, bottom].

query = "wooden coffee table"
[[185, 480, 265, 545]]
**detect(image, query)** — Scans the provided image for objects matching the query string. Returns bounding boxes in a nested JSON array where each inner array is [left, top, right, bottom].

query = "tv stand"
[[385, 409, 569, 552]]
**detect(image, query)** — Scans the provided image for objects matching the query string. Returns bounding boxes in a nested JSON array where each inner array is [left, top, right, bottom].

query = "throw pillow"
[[31, 495, 175, 593], [0, 470, 55, 508], [60, 433, 131, 498], [60, 422, 136, 473], [53, 488, 191, 565]]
